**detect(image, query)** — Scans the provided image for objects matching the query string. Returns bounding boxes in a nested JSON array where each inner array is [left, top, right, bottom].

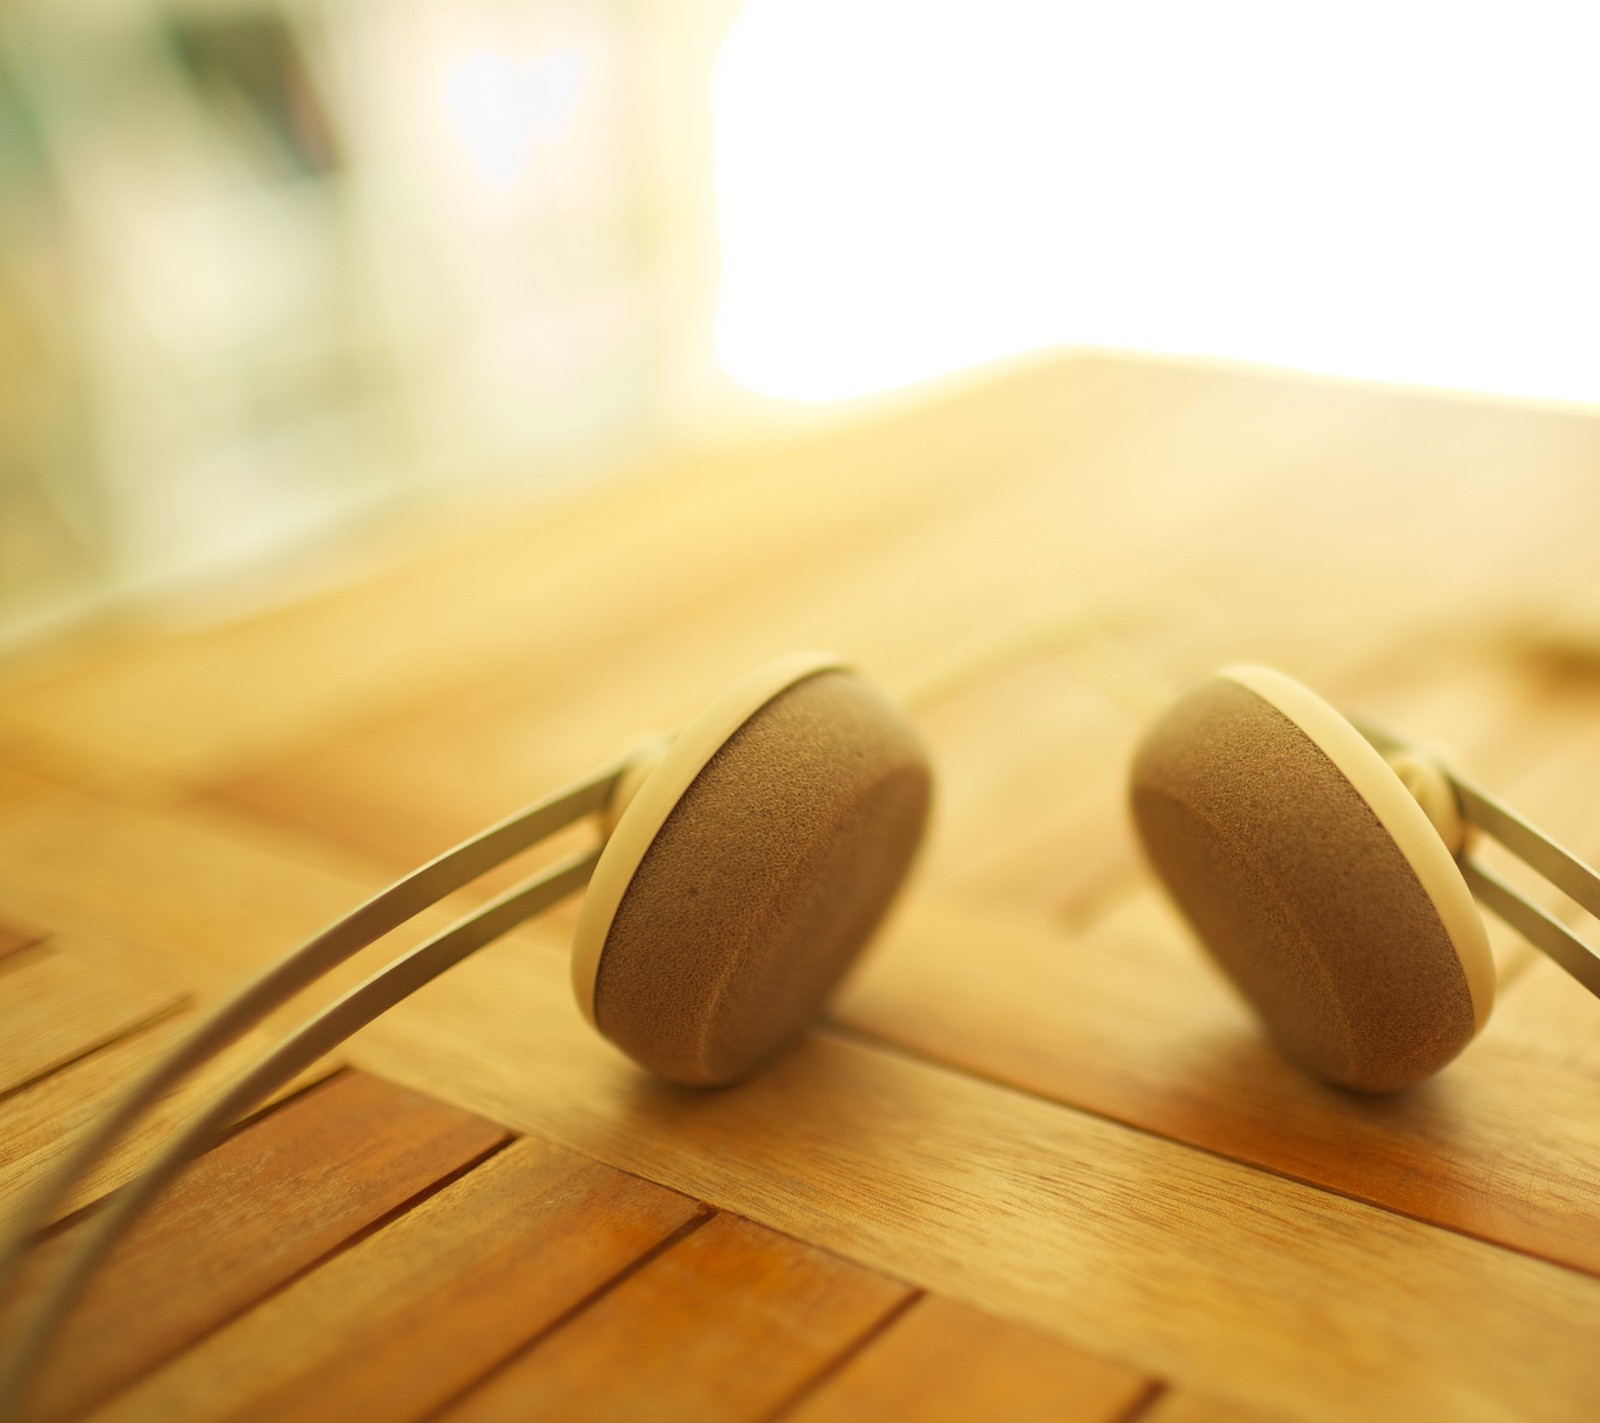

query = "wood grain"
[[0, 945, 186, 1099], [96, 1136, 704, 1423], [7, 1071, 509, 1422], [13, 355, 1584, 839], [202, 455, 1165, 882], [911, 653, 1141, 917], [199, 377, 1592, 900], [1481, 951, 1600, 1079], [0, 765, 463, 1002], [441, 1212, 911, 1423], [343, 931, 1600, 1423], [781, 1294, 1152, 1423], [832, 891, 1600, 1277], [0, 358, 1147, 791], [12, 726, 1600, 1414], [3, 353, 1600, 1422], [0, 1016, 342, 1226]]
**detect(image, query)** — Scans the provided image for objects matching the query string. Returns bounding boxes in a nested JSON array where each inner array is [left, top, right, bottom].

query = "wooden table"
[[4, 353, 1600, 1422]]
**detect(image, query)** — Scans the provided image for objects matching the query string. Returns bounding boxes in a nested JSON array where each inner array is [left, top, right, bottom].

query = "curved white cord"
[[0, 762, 625, 1419]]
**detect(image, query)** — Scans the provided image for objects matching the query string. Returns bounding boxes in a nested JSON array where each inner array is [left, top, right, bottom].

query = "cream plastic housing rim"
[[1221, 665, 1495, 1031], [570, 652, 847, 1027]]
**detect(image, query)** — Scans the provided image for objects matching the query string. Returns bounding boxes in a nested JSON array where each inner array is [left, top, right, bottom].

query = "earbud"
[[1130, 662, 1600, 1093], [0, 653, 931, 1412], [575, 653, 932, 1085], [1129, 664, 1495, 1092]]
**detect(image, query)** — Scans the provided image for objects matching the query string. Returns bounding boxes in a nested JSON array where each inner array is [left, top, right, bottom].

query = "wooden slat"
[[97, 1137, 704, 1423], [4, 354, 1600, 1423], [0, 356, 1134, 792], [911, 654, 1141, 916], [441, 1212, 911, 1422], [782, 1294, 1152, 1423], [0, 767, 433, 1001], [197, 380, 1576, 893], [7, 1070, 509, 1423], [834, 891, 1600, 1277], [14, 355, 1587, 815], [907, 633, 1554, 928], [0, 1016, 342, 1227], [6, 755, 1593, 1408], [199, 491, 1490, 916], [0, 945, 186, 1099], [202, 463, 1155, 882], [1481, 952, 1600, 1079], [342, 931, 1600, 1423]]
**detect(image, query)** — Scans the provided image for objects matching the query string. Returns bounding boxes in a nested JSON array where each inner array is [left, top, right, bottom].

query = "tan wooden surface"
[[0, 946, 185, 1100], [3, 352, 1600, 1421], [4, 1072, 509, 1423], [437, 1212, 913, 1422], [781, 1295, 1153, 1423]]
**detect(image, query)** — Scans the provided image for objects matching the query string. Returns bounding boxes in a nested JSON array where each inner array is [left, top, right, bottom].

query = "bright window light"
[[441, 46, 590, 191], [713, 0, 1600, 403]]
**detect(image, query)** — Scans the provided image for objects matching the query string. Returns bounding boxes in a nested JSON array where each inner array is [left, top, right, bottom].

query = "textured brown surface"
[[0, 946, 186, 1098], [98, 1139, 703, 1423], [1129, 676, 1476, 1091], [440, 1212, 911, 1422], [835, 891, 1600, 1275], [594, 669, 931, 1085], [785, 1294, 1151, 1423], [8, 1071, 509, 1423]]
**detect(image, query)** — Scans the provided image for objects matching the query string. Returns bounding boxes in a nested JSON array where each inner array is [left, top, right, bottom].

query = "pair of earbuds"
[[579, 653, 1594, 1097], [4, 648, 1599, 1411]]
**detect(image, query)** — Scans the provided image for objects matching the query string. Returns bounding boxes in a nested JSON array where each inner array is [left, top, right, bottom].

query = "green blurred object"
[[165, 11, 340, 178], [0, 1, 737, 651]]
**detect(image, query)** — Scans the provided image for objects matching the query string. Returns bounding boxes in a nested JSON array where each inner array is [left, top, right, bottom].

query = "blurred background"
[[3, 0, 1598, 649]]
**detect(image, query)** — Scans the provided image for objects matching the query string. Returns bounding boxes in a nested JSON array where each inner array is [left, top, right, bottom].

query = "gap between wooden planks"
[[0, 1013, 345, 1229], [0, 942, 186, 1103], [7, 698, 1600, 1421], [341, 914, 1600, 1423], [4, 1072, 508, 1423], [0, 933, 1148, 1423], [76, 1104, 1151, 1423], [3, 354, 1600, 1420], [833, 891, 1600, 1276]]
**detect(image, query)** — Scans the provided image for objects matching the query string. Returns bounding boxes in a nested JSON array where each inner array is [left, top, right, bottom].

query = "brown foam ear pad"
[[594, 669, 932, 1086], [1129, 675, 1476, 1091]]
